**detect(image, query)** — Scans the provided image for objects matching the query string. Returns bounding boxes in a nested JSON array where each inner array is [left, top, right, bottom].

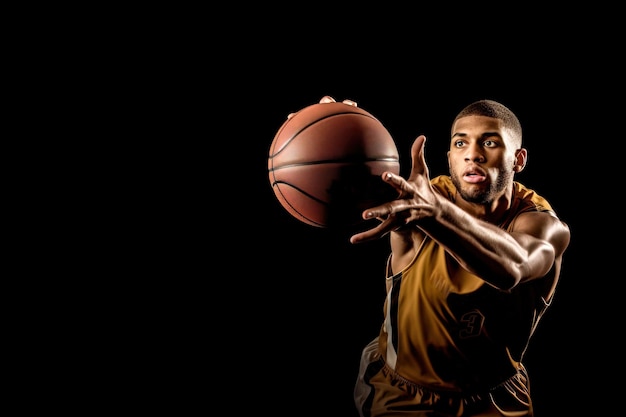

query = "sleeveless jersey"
[[379, 175, 556, 393]]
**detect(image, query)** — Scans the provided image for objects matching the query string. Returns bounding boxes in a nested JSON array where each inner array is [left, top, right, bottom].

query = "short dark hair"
[[453, 100, 522, 147]]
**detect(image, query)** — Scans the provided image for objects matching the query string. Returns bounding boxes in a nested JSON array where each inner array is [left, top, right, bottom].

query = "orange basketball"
[[268, 100, 400, 228]]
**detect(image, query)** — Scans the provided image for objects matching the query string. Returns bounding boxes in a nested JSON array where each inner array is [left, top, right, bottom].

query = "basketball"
[[268, 99, 400, 228]]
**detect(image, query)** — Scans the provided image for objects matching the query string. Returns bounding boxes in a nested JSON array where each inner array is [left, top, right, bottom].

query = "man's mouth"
[[463, 173, 487, 183], [462, 167, 486, 184]]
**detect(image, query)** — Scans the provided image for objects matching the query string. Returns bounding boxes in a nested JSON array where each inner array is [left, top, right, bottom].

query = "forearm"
[[416, 196, 531, 290]]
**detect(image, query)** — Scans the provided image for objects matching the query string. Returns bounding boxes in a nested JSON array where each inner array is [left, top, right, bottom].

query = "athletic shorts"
[[354, 338, 533, 417]]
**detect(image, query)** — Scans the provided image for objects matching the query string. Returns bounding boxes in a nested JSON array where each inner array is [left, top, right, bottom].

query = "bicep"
[[390, 227, 425, 275], [510, 211, 571, 280]]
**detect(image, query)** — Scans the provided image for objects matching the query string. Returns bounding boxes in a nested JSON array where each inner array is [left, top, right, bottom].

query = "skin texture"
[[337, 97, 572, 416], [349, 112, 570, 293]]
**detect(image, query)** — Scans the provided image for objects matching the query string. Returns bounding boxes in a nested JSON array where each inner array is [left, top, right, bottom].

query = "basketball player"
[[344, 98, 571, 416]]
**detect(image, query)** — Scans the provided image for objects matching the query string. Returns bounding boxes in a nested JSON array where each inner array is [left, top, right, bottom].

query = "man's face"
[[447, 115, 518, 205]]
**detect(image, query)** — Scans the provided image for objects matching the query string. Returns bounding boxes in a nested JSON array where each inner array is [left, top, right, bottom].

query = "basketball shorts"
[[354, 338, 533, 417]]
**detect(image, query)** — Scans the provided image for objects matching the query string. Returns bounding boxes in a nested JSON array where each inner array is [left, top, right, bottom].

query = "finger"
[[376, 171, 412, 200], [407, 135, 429, 181], [350, 217, 396, 244], [319, 96, 336, 103], [364, 199, 433, 223], [363, 198, 397, 221]]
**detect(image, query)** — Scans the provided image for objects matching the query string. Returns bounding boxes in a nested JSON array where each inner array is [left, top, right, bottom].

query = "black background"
[[138, 13, 619, 416], [251, 87, 582, 417]]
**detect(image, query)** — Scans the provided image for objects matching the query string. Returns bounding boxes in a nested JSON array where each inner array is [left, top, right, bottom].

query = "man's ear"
[[513, 148, 527, 173]]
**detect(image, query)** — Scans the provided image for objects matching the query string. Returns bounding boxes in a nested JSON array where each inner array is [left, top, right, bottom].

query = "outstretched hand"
[[350, 135, 437, 244]]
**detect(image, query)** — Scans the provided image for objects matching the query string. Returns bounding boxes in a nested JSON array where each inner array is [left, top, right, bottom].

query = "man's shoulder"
[[513, 182, 554, 213], [431, 175, 453, 192]]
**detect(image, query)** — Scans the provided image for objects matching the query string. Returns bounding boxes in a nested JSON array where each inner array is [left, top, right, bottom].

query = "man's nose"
[[464, 144, 485, 162]]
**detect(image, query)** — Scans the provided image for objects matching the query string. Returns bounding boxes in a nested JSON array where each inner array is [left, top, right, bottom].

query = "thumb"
[[408, 135, 429, 181]]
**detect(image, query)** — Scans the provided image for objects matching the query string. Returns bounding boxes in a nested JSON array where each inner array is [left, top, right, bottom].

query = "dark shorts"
[[354, 339, 533, 417]]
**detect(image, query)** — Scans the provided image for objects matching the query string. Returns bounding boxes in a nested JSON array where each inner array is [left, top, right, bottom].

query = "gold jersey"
[[378, 175, 556, 393]]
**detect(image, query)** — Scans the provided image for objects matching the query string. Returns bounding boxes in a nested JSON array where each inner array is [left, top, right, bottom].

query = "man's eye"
[[483, 140, 496, 147]]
